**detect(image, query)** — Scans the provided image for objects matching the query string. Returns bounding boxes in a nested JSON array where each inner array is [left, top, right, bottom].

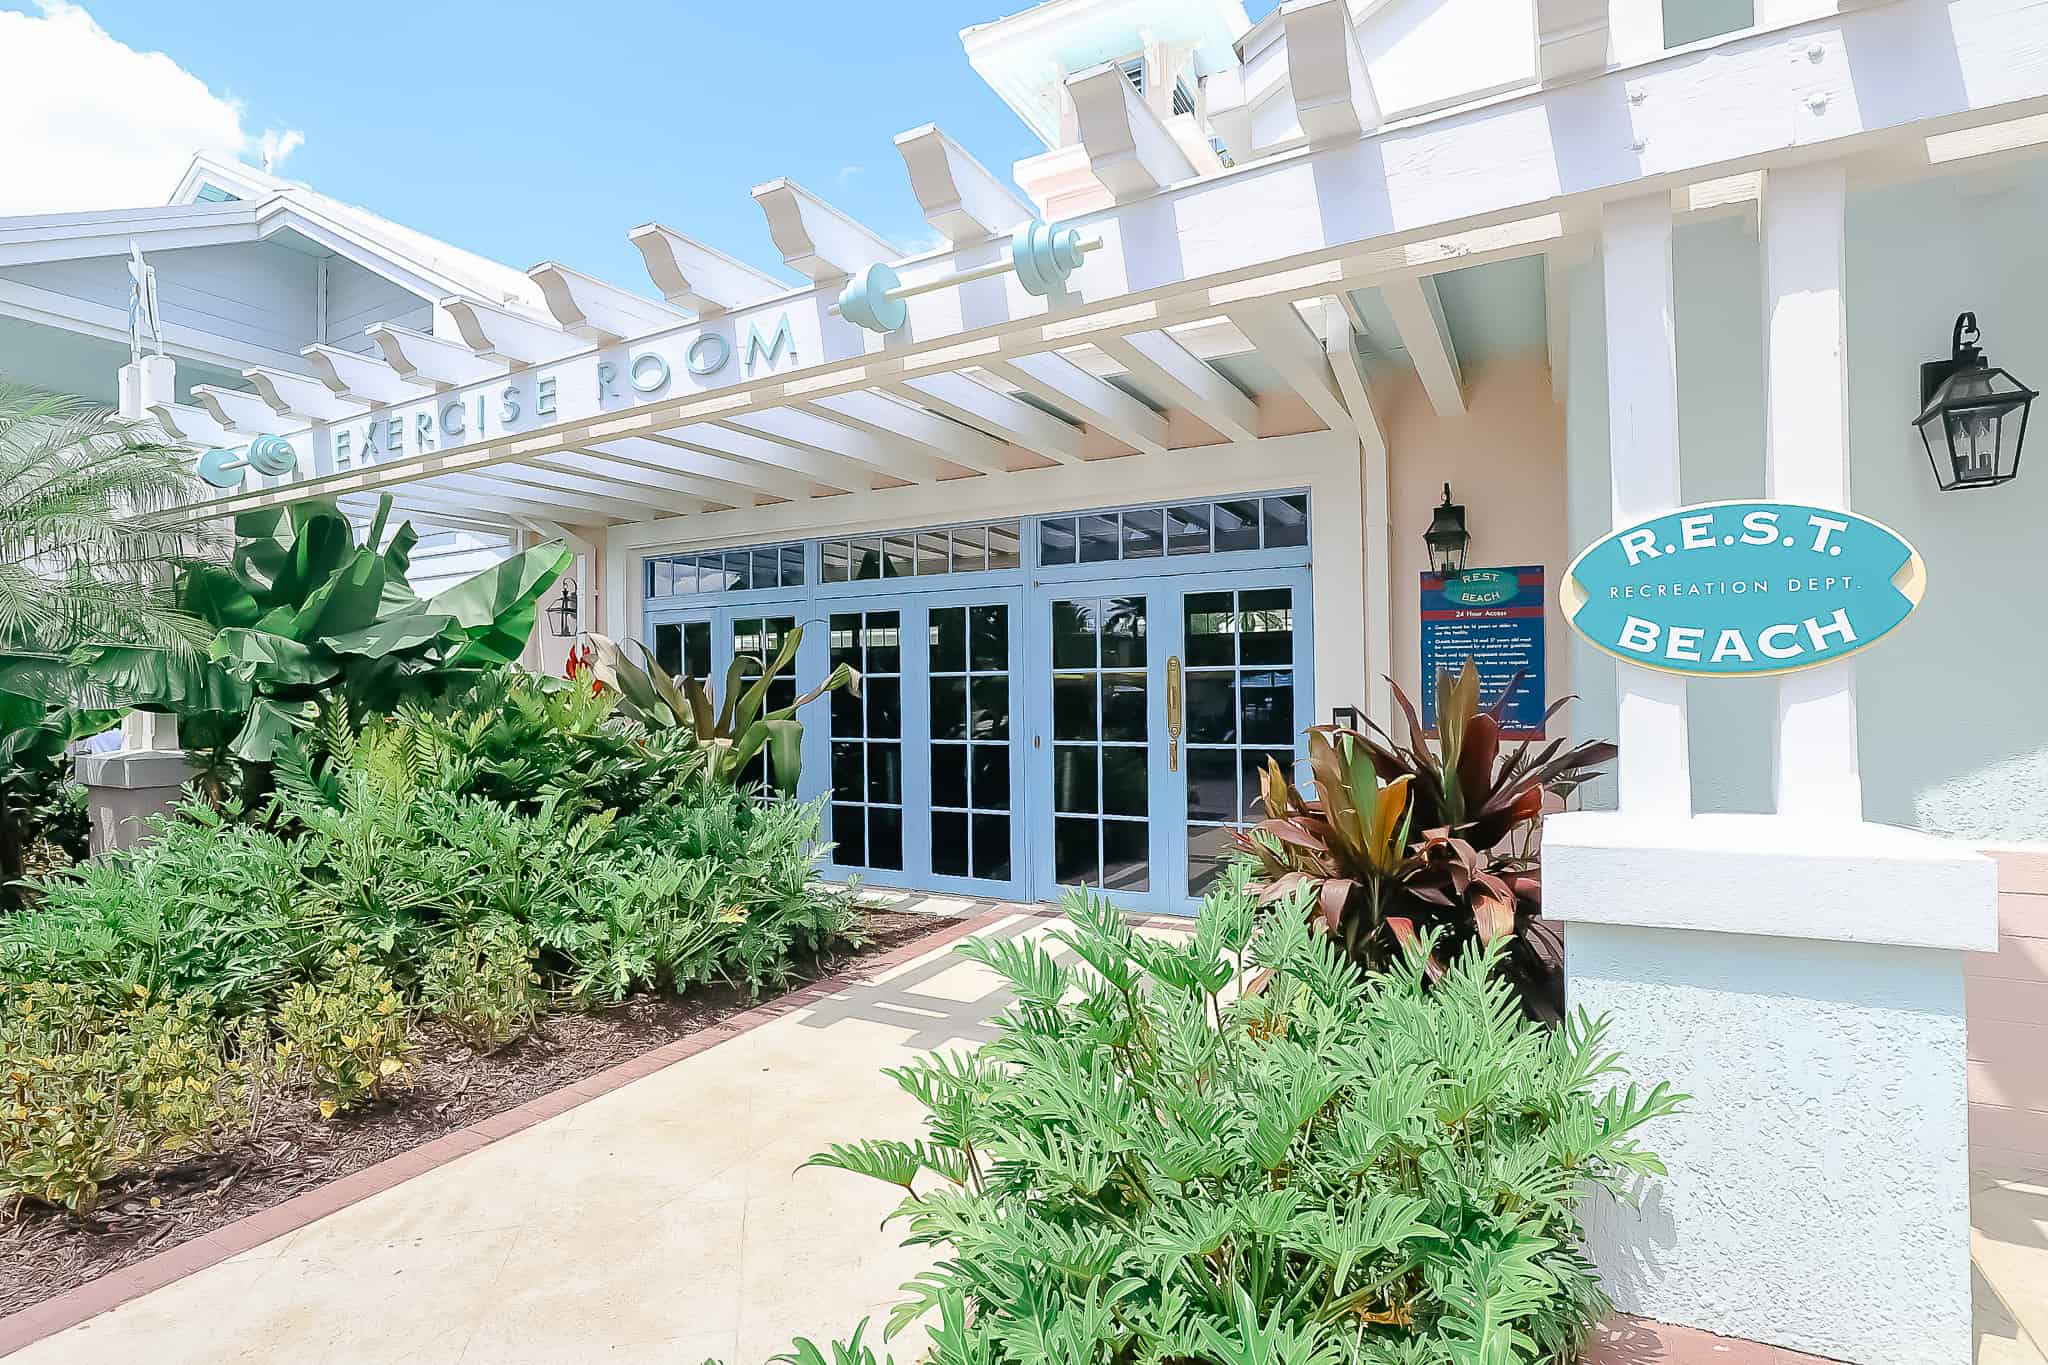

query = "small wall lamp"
[[545, 578, 579, 638], [1424, 483, 1470, 576], [1914, 312, 2034, 491]]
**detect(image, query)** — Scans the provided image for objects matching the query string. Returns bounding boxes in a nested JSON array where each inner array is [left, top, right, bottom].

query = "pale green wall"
[[1563, 163, 2048, 841]]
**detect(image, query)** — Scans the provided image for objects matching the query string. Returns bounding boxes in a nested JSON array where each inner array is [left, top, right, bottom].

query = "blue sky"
[[4, 0, 1276, 293]]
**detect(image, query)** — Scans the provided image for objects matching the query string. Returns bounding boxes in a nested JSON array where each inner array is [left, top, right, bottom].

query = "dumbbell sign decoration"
[[836, 219, 1100, 334], [197, 433, 299, 490]]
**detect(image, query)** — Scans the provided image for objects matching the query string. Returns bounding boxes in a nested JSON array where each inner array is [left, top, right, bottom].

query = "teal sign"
[[1562, 501, 1925, 676], [197, 434, 297, 490]]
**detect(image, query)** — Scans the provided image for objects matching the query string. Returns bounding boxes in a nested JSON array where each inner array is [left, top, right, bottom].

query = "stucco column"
[[80, 353, 197, 854], [1546, 172, 1995, 1365]]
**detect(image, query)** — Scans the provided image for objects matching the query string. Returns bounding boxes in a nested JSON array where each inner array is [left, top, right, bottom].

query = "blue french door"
[[817, 586, 1027, 899], [1028, 567, 1313, 914]]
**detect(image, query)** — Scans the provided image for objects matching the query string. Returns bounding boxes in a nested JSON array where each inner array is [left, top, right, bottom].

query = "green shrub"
[[420, 920, 542, 1054], [1, 981, 258, 1213], [801, 869, 1681, 1364], [0, 802, 312, 1018], [274, 949, 415, 1117]]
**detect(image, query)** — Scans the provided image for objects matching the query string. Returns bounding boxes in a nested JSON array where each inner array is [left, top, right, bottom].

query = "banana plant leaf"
[[284, 548, 389, 643], [210, 628, 341, 687], [427, 541, 571, 667], [230, 696, 312, 762], [322, 611, 458, 658]]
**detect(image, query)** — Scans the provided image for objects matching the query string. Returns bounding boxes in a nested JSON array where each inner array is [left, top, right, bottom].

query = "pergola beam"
[[368, 324, 507, 389], [529, 261, 689, 343], [579, 435, 805, 505], [628, 224, 788, 314], [301, 344, 431, 405], [751, 179, 899, 283], [536, 449, 743, 512], [985, 352, 1168, 456], [888, 373, 1086, 464], [1094, 330, 1260, 443], [440, 298, 580, 367], [641, 427, 857, 498], [801, 389, 1015, 475], [192, 384, 297, 435], [1280, 0, 1382, 145], [1223, 302, 1351, 432], [1380, 275, 1465, 417], [895, 125, 1035, 244], [720, 407, 960, 483], [1066, 61, 1197, 202], [244, 367, 367, 423], [148, 400, 235, 447]]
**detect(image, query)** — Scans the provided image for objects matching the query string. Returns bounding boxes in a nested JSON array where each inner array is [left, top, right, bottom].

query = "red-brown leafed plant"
[[1236, 660, 1615, 1020]]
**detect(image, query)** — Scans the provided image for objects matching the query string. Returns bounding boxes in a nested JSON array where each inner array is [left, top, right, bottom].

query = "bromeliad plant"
[[799, 870, 1681, 1365], [587, 629, 856, 795], [1239, 661, 1615, 1021]]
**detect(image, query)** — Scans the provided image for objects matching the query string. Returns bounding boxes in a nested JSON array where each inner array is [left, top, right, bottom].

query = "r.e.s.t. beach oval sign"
[[1561, 501, 1925, 676]]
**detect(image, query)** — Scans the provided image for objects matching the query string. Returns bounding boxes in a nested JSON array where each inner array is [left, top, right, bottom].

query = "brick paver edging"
[[0, 908, 1007, 1358]]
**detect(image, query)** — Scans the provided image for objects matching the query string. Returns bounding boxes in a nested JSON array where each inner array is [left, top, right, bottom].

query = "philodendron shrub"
[[0, 671, 859, 1215], [799, 868, 1681, 1365]]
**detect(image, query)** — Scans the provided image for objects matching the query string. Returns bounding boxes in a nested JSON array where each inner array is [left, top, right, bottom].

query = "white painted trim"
[[1381, 275, 1464, 417], [627, 224, 788, 314], [894, 125, 1036, 244], [750, 180, 900, 284], [1545, 812, 1998, 952], [1600, 192, 1690, 819], [1760, 161, 1862, 823]]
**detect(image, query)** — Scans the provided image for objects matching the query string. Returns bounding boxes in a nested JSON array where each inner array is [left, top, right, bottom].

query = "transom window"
[[1038, 494, 1307, 566], [819, 520, 1022, 583], [647, 542, 805, 598]]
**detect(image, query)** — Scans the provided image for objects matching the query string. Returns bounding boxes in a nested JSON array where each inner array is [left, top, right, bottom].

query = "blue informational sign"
[[1561, 500, 1926, 677], [1420, 565, 1547, 738]]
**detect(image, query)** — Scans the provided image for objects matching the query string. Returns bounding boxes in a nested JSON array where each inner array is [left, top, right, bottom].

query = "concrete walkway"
[[5, 894, 2042, 1365], [8, 902, 1056, 1365], [1975, 1166, 2048, 1364]]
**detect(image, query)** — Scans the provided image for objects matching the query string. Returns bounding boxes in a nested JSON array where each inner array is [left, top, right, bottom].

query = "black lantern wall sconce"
[[1914, 312, 2034, 491], [545, 578, 579, 638], [1424, 483, 1470, 576]]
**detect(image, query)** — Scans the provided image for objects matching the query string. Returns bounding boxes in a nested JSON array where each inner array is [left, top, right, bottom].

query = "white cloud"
[[0, 2, 304, 216], [835, 163, 865, 186]]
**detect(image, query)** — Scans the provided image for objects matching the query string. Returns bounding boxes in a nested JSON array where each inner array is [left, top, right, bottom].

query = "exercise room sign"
[[1562, 501, 1925, 676]]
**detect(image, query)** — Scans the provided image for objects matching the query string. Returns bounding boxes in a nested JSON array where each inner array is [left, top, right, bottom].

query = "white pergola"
[[153, 0, 2048, 557]]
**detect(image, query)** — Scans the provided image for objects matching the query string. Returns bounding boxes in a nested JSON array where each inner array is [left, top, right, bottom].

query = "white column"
[[1601, 193, 1691, 820], [1360, 431, 1392, 733], [117, 353, 175, 423], [1607, 0, 1665, 65], [1761, 163, 1862, 822]]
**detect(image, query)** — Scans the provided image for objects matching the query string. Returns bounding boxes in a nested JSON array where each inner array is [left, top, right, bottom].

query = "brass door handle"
[[1166, 654, 1183, 773]]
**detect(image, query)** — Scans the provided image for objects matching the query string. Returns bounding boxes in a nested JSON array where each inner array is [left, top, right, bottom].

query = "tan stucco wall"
[[1385, 352, 1571, 723]]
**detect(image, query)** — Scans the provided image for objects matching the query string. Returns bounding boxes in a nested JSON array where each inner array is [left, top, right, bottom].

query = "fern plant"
[[799, 869, 1681, 1365]]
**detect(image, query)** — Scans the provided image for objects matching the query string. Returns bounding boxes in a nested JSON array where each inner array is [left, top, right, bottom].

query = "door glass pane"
[[929, 602, 1012, 885], [654, 623, 682, 677], [1184, 588, 1297, 896], [732, 616, 797, 789], [1049, 595, 1149, 894], [829, 611, 903, 871]]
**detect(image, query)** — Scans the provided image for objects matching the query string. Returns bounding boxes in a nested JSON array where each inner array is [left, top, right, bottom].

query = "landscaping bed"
[[0, 906, 937, 1316]]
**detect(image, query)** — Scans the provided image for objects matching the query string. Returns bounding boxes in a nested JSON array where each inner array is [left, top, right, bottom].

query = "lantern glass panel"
[[1915, 364, 2034, 490]]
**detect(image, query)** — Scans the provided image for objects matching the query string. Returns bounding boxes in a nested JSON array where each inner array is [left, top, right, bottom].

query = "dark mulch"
[[0, 909, 940, 1316]]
